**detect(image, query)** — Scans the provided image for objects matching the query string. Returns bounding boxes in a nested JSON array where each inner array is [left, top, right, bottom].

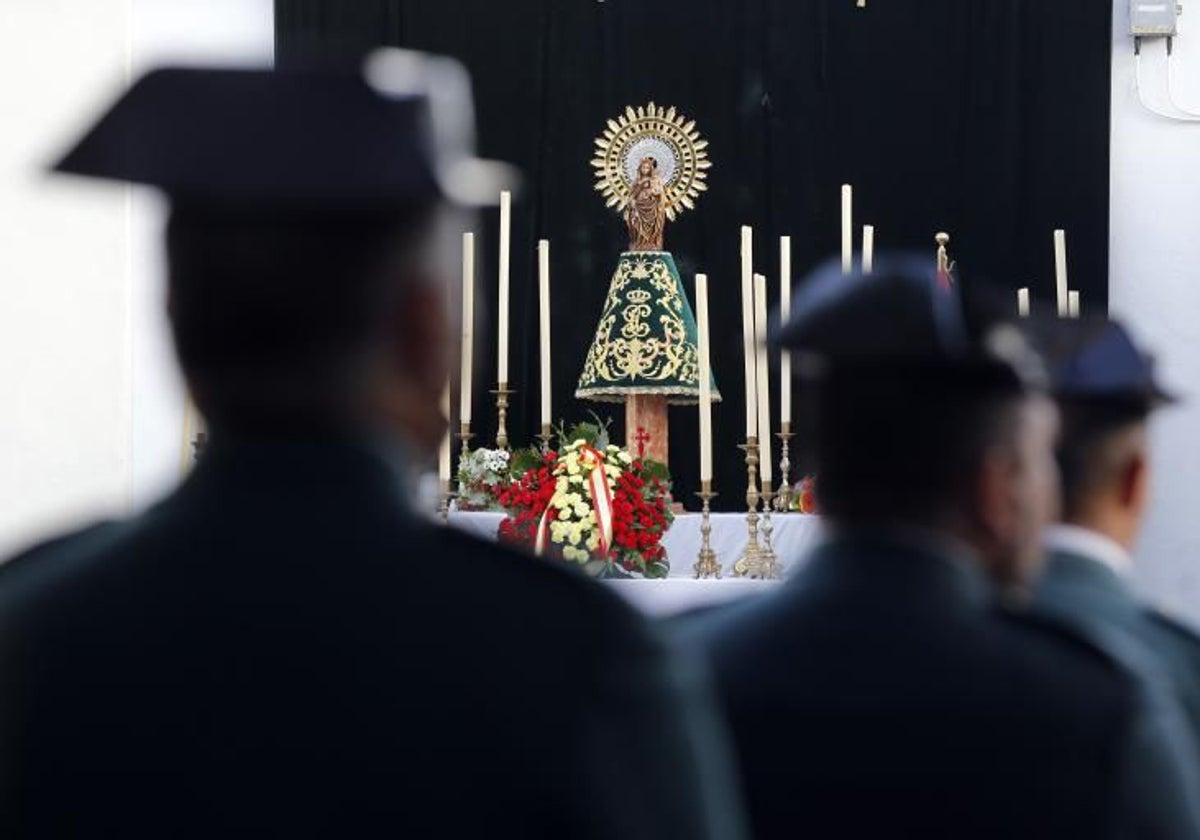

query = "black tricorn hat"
[[51, 49, 518, 209], [1030, 316, 1178, 408], [773, 255, 1045, 392]]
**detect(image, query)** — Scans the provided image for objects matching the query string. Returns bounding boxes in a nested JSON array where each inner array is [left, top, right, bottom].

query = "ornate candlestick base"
[[458, 423, 474, 462], [774, 425, 795, 512], [437, 480, 454, 525], [693, 483, 721, 579], [732, 438, 764, 578], [755, 482, 783, 579], [536, 423, 554, 455], [491, 383, 514, 450]]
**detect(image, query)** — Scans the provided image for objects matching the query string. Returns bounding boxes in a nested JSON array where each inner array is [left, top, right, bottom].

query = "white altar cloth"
[[447, 511, 821, 614], [447, 511, 823, 579]]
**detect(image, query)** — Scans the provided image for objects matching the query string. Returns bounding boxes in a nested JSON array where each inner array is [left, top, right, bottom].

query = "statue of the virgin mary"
[[577, 103, 718, 467]]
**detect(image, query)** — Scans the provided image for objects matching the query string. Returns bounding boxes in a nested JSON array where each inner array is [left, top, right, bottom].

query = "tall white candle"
[[841, 184, 854, 275], [1053, 229, 1068, 318], [862, 224, 875, 275], [459, 232, 475, 426], [1017, 287, 1030, 318], [498, 190, 512, 382], [754, 274, 773, 485], [438, 382, 452, 487], [695, 273, 714, 484], [1068, 290, 1080, 319], [740, 226, 758, 440], [780, 236, 792, 425], [538, 239, 552, 426]]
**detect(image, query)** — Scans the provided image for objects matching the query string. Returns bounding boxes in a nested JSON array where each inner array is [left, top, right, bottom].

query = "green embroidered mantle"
[[576, 251, 721, 405]]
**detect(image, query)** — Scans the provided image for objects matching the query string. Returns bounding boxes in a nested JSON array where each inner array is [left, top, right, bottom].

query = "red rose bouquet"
[[494, 422, 673, 578]]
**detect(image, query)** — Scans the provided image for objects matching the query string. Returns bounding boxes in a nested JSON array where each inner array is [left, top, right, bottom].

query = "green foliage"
[[508, 447, 544, 477], [556, 411, 612, 450]]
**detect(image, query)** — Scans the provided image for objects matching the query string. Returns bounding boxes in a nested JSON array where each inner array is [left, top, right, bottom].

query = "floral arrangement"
[[791, 474, 819, 514], [494, 420, 673, 579], [455, 447, 512, 512]]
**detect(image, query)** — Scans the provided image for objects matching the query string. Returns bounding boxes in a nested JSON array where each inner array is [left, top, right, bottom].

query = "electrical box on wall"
[[1131, 0, 1180, 35]]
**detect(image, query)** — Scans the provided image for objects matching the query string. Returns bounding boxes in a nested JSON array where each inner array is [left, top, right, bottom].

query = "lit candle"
[[460, 232, 474, 426], [1068, 290, 1081, 319], [438, 381, 452, 488], [695, 273, 713, 484], [538, 239, 552, 427], [740, 226, 758, 440], [862, 224, 875, 275], [1017, 287, 1030, 318], [498, 190, 512, 382], [1054, 229, 1068, 318], [754, 273, 773, 486], [780, 236, 792, 426], [841, 184, 853, 275]]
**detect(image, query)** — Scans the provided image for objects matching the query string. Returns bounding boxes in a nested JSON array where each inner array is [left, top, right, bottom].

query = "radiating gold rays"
[[592, 102, 710, 222]]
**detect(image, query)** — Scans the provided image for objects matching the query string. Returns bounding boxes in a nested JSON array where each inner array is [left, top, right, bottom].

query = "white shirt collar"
[[1043, 524, 1132, 576]]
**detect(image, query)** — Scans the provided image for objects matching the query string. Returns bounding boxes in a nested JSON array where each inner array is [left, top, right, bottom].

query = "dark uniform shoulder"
[[993, 596, 1133, 680], [0, 519, 125, 583], [1147, 609, 1200, 645], [421, 520, 659, 644]]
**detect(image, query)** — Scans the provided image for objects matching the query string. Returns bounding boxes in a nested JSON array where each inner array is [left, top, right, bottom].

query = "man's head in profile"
[[778, 259, 1058, 590], [54, 51, 515, 458]]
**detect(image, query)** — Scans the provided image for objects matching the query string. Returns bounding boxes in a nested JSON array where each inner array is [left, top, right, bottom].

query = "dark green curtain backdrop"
[[276, 0, 1112, 510]]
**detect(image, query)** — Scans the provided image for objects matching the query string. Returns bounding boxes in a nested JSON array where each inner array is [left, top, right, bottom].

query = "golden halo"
[[591, 102, 710, 222]]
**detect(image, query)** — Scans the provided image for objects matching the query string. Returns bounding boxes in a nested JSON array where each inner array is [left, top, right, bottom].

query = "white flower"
[[617, 451, 633, 465]]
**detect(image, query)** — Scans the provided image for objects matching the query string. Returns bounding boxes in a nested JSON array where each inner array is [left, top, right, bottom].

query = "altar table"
[[447, 511, 823, 615]]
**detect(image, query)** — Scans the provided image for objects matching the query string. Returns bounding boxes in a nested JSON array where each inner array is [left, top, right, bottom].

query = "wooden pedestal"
[[625, 394, 669, 464]]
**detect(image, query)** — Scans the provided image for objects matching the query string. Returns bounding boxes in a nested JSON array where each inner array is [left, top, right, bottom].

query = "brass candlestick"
[[536, 423, 554, 455], [491, 383, 513, 450], [458, 422, 474, 461], [775, 423, 795, 512], [438, 479, 453, 525], [756, 481, 782, 579], [693, 482, 721, 579], [732, 437, 763, 577]]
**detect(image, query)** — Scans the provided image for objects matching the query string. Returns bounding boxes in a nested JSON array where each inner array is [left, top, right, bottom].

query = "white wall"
[[0, 1, 272, 557], [0, 0, 133, 555], [1110, 2, 1200, 622]]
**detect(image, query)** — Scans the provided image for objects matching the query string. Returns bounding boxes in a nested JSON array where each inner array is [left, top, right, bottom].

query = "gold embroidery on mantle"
[[577, 253, 714, 403]]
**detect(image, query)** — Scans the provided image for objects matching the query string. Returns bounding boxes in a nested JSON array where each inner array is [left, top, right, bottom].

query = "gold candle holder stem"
[[458, 422, 474, 461], [775, 424, 795, 512], [693, 482, 721, 579], [491, 383, 513, 450], [757, 481, 782, 579], [733, 437, 763, 578], [535, 423, 554, 455]]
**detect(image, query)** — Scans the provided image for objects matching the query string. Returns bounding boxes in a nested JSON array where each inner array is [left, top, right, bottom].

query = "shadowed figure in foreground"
[[679, 259, 1200, 839], [0, 53, 746, 839]]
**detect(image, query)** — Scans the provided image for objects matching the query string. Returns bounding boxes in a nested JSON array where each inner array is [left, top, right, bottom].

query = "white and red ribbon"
[[534, 445, 614, 557]]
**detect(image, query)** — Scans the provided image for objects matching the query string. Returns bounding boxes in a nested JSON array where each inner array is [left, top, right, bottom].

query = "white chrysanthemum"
[[618, 451, 633, 465]]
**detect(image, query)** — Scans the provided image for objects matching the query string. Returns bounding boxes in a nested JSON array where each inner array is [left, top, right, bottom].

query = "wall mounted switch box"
[[1131, 1, 1180, 36]]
